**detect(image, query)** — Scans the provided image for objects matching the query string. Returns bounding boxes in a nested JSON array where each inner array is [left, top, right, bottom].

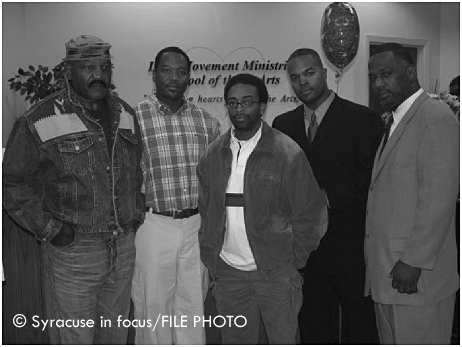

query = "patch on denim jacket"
[[119, 108, 135, 133], [33, 104, 87, 142]]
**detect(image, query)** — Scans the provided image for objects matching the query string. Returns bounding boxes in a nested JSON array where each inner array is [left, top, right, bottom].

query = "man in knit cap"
[[3, 35, 145, 344]]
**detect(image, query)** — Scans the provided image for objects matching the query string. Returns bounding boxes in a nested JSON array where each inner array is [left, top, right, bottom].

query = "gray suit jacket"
[[364, 91, 460, 305]]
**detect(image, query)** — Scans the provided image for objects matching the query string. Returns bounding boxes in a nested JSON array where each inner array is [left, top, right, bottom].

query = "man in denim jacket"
[[197, 73, 328, 344], [3, 35, 145, 344]]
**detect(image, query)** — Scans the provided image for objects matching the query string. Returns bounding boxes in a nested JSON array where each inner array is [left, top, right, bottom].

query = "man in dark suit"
[[272, 48, 383, 344]]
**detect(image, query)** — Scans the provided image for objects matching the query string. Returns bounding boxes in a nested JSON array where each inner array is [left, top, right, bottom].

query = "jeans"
[[42, 230, 135, 344], [212, 257, 303, 344]]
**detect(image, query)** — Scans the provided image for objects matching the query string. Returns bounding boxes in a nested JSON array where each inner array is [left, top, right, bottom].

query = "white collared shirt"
[[389, 88, 424, 137], [220, 122, 262, 271]]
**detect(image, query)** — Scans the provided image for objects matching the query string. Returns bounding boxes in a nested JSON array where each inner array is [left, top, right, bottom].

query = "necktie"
[[379, 113, 394, 157], [307, 111, 318, 144]]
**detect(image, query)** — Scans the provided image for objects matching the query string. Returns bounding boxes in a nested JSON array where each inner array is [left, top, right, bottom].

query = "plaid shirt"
[[135, 94, 220, 212]]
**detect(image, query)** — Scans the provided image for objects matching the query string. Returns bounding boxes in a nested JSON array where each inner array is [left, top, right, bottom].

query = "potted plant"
[[7, 62, 66, 104]]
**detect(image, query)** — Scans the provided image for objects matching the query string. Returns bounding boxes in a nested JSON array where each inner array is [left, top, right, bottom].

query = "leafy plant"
[[8, 62, 66, 104]]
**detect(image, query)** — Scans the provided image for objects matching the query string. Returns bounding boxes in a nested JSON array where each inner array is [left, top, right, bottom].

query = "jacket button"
[[369, 186, 373, 192], [366, 210, 369, 215], [366, 234, 370, 239]]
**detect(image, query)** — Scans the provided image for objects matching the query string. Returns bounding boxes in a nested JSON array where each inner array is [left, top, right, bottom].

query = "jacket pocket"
[[58, 135, 94, 175], [254, 170, 281, 184], [119, 129, 138, 145]]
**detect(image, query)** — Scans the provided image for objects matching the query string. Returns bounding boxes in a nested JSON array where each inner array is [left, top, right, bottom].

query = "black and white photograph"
[[2, 2, 460, 345]]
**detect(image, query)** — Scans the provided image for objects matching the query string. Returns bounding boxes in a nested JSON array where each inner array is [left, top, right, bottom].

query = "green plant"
[[8, 62, 66, 104]]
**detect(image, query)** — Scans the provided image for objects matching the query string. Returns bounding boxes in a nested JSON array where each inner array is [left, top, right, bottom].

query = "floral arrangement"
[[428, 91, 460, 120]]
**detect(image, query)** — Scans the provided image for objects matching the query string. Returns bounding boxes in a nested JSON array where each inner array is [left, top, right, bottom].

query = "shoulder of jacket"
[[271, 127, 302, 154], [335, 96, 373, 114], [274, 106, 302, 123], [210, 132, 226, 149], [23, 90, 66, 121], [24, 90, 90, 143], [334, 96, 382, 125], [419, 97, 457, 124]]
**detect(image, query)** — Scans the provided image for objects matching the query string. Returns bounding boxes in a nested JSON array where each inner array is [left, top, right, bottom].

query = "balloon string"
[[335, 69, 342, 94]]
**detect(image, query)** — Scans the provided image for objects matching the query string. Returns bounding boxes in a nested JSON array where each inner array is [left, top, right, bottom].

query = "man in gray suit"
[[366, 42, 459, 344]]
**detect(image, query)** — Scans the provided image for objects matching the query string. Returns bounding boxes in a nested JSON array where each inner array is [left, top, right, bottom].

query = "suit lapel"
[[308, 95, 341, 153], [371, 92, 429, 184]]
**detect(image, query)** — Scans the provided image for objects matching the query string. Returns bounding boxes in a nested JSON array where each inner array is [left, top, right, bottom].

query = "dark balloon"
[[321, 2, 360, 73]]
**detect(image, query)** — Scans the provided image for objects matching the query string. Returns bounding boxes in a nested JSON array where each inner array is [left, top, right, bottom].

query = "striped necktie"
[[307, 111, 318, 144]]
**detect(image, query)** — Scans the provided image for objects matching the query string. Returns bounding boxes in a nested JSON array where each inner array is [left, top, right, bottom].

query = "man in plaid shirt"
[[132, 46, 220, 345]]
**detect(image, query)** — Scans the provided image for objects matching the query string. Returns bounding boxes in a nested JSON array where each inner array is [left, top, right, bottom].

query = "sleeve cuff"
[[41, 219, 62, 242]]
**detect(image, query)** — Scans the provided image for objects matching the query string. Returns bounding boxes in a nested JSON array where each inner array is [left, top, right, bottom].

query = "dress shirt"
[[389, 88, 424, 138], [220, 122, 262, 271], [303, 90, 335, 133], [135, 94, 220, 212]]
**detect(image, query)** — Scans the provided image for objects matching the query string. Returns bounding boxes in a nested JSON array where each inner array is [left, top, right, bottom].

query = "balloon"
[[321, 2, 360, 74]]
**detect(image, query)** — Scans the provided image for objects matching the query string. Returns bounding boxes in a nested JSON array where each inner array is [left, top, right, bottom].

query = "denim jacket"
[[3, 85, 145, 242], [197, 121, 328, 280]]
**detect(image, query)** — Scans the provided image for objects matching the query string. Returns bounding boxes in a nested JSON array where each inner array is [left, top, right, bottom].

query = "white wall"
[[440, 2, 460, 93], [352, 2, 443, 105], [3, 2, 459, 146], [2, 2, 27, 145]]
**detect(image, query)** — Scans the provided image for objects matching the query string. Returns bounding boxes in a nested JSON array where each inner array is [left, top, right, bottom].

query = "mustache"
[[88, 80, 107, 88]]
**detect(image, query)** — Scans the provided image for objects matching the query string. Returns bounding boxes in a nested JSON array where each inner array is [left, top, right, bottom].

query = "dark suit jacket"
[[273, 95, 384, 264]]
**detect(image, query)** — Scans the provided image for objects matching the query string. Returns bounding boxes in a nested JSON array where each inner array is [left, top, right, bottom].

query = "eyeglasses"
[[226, 100, 260, 109]]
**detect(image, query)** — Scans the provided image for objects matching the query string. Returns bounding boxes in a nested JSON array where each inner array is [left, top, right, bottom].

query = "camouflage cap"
[[64, 35, 111, 61]]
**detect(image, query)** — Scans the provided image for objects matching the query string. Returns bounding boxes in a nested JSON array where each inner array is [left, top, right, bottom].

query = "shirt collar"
[[303, 90, 335, 124], [149, 93, 188, 115], [230, 120, 263, 147], [392, 88, 424, 124]]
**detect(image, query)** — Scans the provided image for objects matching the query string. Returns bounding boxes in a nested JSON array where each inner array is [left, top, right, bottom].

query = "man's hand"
[[50, 223, 76, 247], [390, 259, 421, 294]]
